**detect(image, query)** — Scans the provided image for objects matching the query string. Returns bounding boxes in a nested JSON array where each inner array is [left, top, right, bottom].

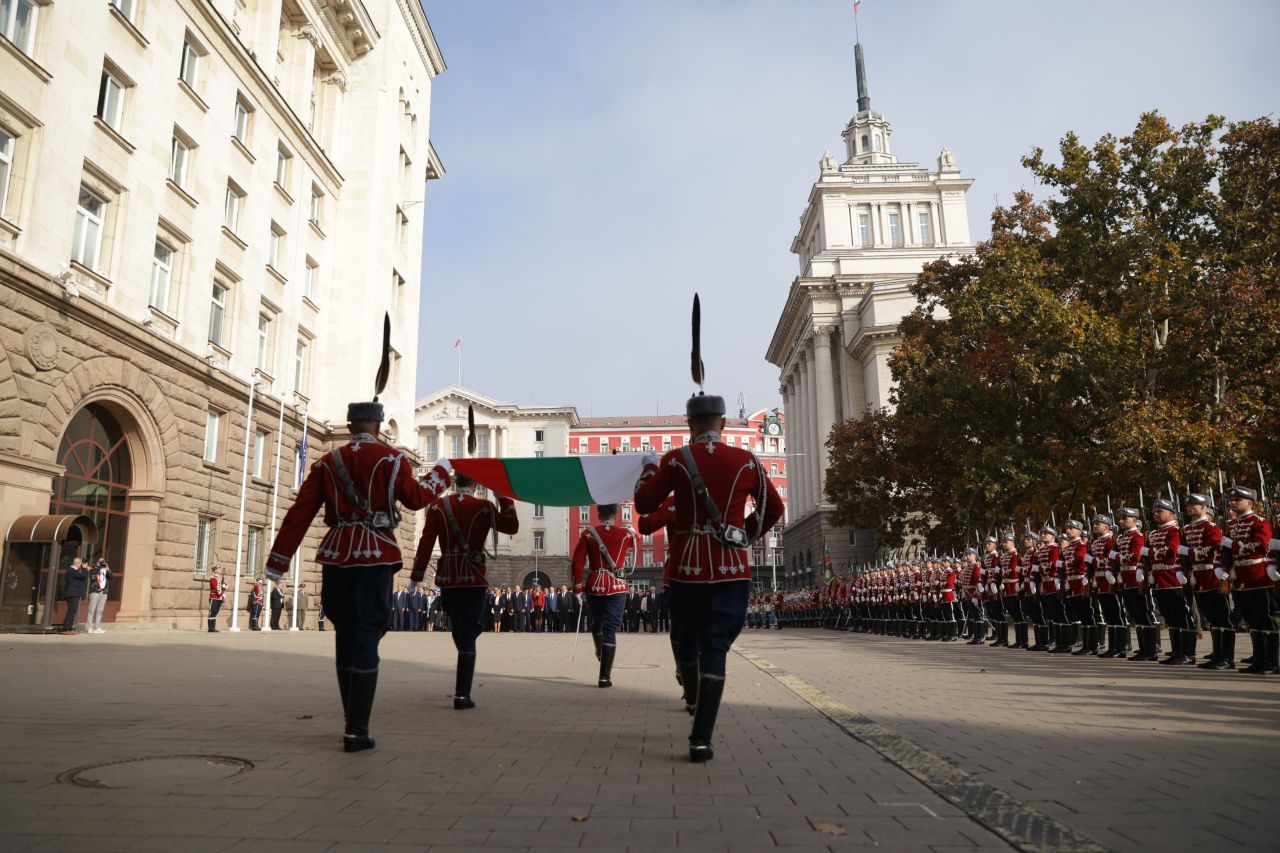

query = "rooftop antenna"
[[738, 392, 747, 419]]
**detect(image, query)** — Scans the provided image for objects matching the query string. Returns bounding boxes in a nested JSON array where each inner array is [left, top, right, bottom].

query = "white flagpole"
[[290, 403, 309, 631], [229, 372, 261, 632], [262, 394, 288, 632]]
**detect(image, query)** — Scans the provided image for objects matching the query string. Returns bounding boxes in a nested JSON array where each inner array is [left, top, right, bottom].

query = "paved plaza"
[[0, 627, 1274, 853]]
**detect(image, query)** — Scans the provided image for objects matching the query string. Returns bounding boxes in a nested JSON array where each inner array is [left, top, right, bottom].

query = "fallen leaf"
[[570, 815, 588, 822], [295, 714, 313, 720], [813, 821, 847, 836]]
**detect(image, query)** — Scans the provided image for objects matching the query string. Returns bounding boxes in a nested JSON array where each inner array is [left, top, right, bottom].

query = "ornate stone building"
[[0, 0, 445, 628], [414, 386, 579, 590], [764, 40, 974, 573]]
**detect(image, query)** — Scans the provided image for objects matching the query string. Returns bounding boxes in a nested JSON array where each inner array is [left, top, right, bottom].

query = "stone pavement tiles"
[[733, 628, 1280, 853], [1, 628, 1016, 852]]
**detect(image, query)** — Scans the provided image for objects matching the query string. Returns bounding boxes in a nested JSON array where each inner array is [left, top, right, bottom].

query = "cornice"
[[847, 326, 903, 361], [316, 0, 380, 61], [394, 0, 447, 76]]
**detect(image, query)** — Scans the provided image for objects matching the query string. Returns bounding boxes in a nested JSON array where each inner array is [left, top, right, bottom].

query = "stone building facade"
[[764, 40, 974, 574], [0, 0, 445, 629]]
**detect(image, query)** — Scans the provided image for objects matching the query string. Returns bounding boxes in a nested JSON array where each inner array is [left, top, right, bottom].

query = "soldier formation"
[[766, 489, 1280, 674]]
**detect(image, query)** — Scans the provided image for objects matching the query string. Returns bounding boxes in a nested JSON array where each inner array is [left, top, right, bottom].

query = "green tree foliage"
[[825, 113, 1280, 551]]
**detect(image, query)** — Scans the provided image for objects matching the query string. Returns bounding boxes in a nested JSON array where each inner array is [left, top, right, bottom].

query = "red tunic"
[[1064, 538, 1089, 596], [1020, 547, 1038, 596], [1000, 550, 1019, 596], [982, 550, 1000, 598], [638, 497, 677, 585], [1183, 516, 1224, 591], [266, 434, 449, 576], [1148, 520, 1183, 590], [1227, 511, 1275, 590], [411, 493, 519, 588], [1115, 528, 1145, 589], [1089, 534, 1116, 593], [209, 575, 226, 601], [962, 560, 981, 600], [1036, 543, 1061, 593], [634, 434, 784, 583], [572, 523, 636, 594], [941, 566, 957, 603], [251, 579, 264, 607]]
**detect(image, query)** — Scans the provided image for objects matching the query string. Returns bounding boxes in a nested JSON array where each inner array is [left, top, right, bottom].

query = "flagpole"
[[456, 339, 462, 387]]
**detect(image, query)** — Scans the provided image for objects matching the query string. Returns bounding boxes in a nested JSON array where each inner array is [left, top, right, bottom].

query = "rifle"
[[1258, 463, 1277, 526]]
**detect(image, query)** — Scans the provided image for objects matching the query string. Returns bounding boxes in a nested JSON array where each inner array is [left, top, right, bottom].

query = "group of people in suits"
[[387, 582, 672, 634]]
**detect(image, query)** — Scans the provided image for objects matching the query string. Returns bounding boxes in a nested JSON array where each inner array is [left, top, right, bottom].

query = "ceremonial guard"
[[1035, 527, 1063, 651], [1088, 515, 1126, 657], [411, 469, 518, 708], [940, 557, 959, 641], [207, 565, 226, 633], [980, 538, 1003, 645], [1062, 520, 1096, 654], [1225, 487, 1277, 674], [265, 316, 452, 752], [962, 548, 985, 643], [998, 534, 1021, 648], [634, 295, 784, 762], [1183, 494, 1231, 669], [249, 576, 264, 631], [1114, 508, 1158, 661], [571, 503, 637, 688], [1019, 531, 1041, 650], [1148, 500, 1193, 665]]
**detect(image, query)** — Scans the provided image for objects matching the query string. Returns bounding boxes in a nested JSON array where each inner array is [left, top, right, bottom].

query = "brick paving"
[[734, 628, 1280, 853], [0, 629, 1014, 852]]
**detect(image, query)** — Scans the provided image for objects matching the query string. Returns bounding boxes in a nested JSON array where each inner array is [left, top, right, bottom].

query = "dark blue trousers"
[[670, 580, 750, 677], [322, 564, 395, 671], [586, 592, 626, 645], [441, 586, 488, 653]]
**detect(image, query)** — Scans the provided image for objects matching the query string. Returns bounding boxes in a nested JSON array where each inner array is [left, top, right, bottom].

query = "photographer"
[[61, 557, 88, 634], [85, 558, 112, 634]]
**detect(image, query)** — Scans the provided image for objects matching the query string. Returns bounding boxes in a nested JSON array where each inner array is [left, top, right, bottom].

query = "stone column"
[[116, 490, 163, 622], [778, 381, 792, 523], [805, 340, 822, 508], [487, 425, 496, 458], [434, 425, 444, 460], [791, 361, 806, 515], [812, 327, 838, 501]]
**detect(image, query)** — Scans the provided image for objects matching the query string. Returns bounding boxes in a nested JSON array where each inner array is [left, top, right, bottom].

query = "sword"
[[570, 594, 585, 661]]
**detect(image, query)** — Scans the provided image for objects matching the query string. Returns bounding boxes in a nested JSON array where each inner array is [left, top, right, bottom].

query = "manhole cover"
[[58, 755, 253, 789]]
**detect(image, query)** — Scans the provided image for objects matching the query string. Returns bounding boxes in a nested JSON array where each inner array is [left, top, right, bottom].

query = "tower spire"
[[855, 41, 871, 113]]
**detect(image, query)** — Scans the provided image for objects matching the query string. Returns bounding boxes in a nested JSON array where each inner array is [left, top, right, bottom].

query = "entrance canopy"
[[1, 514, 97, 633], [6, 514, 98, 546]]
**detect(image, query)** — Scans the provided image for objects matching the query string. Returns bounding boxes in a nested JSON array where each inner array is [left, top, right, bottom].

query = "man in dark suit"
[[644, 588, 658, 632], [515, 585, 530, 632], [624, 587, 640, 633], [559, 584, 578, 634], [61, 557, 88, 634], [270, 582, 285, 630], [545, 587, 559, 632]]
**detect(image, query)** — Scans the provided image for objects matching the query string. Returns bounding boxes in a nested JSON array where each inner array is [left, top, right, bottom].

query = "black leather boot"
[[598, 643, 616, 688], [343, 669, 378, 753], [592, 632, 602, 662], [1116, 626, 1131, 659], [688, 674, 726, 763], [1198, 629, 1222, 669], [1160, 628, 1183, 665], [1072, 625, 1092, 655], [1240, 632, 1266, 674], [1265, 632, 1279, 674], [454, 652, 477, 709], [1209, 630, 1236, 670], [671, 640, 682, 686], [678, 660, 699, 714], [336, 664, 352, 722], [207, 616, 217, 633], [1180, 630, 1198, 665], [1130, 627, 1149, 661]]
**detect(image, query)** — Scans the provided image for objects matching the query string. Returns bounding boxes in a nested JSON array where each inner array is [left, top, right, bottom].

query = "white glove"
[[1108, 550, 1119, 561], [1029, 582, 1037, 595], [1135, 569, 1145, 583], [1175, 570, 1187, 586], [1267, 565, 1280, 582], [575, 592, 585, 605], [641, 451, 659, 467], [1084, 555, 1094, 565], [1214, 567, 1228, 581], [434, 458, 453, 474], [1104, 571, 1116, 585], [1221, 536, 1233, 548], [1177, 545, 1190, 556]]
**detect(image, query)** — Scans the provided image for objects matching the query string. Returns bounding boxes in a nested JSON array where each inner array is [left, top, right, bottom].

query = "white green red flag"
[[450, 455, 646, 507]]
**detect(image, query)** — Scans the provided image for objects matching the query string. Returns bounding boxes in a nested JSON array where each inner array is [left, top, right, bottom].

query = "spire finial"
[[855, 42, 871, 113]]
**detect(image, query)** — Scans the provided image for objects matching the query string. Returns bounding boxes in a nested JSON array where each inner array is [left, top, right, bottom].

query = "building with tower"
[[764, 36, 975, 575]]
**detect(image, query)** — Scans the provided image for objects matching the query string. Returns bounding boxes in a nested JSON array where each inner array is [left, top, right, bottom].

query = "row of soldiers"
[[790, 488, 1280, 674]]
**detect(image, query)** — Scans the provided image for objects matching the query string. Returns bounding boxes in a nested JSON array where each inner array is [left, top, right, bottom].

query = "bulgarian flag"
[[450, 455, 647, 507]]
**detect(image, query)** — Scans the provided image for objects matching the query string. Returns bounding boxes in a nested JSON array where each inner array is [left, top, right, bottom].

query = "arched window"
[[873, 133, 882, 152], [861, 134, 869, 153]]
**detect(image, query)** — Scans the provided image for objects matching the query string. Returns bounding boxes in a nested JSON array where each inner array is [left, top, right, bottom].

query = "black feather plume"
[[373, 313, 391, 400], [691, 293, 704, 390], [466, 405, 477, 456]]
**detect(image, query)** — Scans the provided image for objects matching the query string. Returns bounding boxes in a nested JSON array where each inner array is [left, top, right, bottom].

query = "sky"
[[415, 0, 1279, 416]]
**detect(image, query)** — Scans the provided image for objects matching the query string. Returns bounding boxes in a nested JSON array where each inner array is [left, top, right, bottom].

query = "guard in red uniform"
[[572, 504, 637, 688], [961, 548, 984, 643], [207, 565, 226, 633], [980, 538, 1002, 645], [1183, 494, 1232, 669], [939, 557, 959, 641], [1147, 500, 1193, 665], [1019, 531, 1040, 650], [1036, 527, 1064, 651], [266, 390, 451, 752], [1087, 515, 1125, 657], [1225, 487, 1278, 674], [998, 533, 1021, 649], [1114, 508, 1158, 661], [411, 472, 518, 708], [1062, 520, 1096, 655], [249, 576, 264, 631], [635, 388, 784, 762]]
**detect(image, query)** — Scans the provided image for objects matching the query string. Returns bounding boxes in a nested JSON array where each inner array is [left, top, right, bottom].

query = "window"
[[642, 532, 653, 545], [578, 438, 587, 453], [169, 134, 192, 188], [476, 434, 490, 457], [918, 210, 932, 246], [149, 240, 173, 312], [662, 436, 671, 451], [233, 96, 252, 145], [643, 550, 653, 567], [534, 429, 545, 443], [887, 211, 902, 247], [599, 438, 609, 453], [533, 531, 545, 552], [873, 132, 882, 152], [579, 507, 590, 523], [274, 145, 291, 188], [195, 517, 216, 571], [97, 67, 126, 132], [72, 187, 107, 271], [533, 504, 545, 519], [294, 337, 310, 393], [534, 450, 544, 459], [223, 182, 243, 233], [620, 438, 631, 453], [209, 281, 228, 345], [309, 185, 322, 227], [858, 212, 872, 247], [303, 258, 317, 300], [0, 0, 37, 55], [256, 311, 273, 372], [621, 504, 632, 522], [424, 435, 437, 459], [179, 37, 201, 89], [450, 434, 461, 457], [109, 0, 136, 21], [203, 410, 222, 462], [246, 526, 263, 577], [268, 223, 285, 269], [252, 428, 268, 478], [0, 128, 14, 218], [770, 462, 779, 476], [861, 134, 869, 153], [641, 439, 651, 452]]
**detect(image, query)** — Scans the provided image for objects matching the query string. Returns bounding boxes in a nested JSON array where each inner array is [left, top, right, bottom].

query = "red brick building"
[[568, 408, 787, 588]]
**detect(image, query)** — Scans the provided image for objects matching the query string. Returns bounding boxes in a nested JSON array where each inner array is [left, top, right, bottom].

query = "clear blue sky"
[[416, 0, 1279, 415]]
